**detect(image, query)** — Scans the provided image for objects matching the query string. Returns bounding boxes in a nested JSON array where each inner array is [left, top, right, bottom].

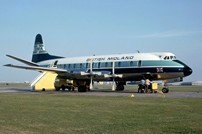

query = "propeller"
[[89, 59, 93, 90], [81, 58, 101, 90], [104, 61, 123, 91]]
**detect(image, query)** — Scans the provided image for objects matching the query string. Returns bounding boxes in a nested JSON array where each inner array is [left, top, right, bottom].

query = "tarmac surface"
[[0, 86, 202, 98]]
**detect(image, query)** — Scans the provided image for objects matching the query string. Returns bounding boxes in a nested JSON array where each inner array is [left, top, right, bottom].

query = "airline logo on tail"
[[33, 34, 47, 55]]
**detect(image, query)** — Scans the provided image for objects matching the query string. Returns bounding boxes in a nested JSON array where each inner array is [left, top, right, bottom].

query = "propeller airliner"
[[4, 34, 192, 93]]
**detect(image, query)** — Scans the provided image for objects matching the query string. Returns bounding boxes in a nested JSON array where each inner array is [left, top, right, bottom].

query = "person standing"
[[145, 79, 151, 93]]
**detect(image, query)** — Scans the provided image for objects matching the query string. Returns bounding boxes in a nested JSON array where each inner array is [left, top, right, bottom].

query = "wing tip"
[[4, 64, 12, 67]]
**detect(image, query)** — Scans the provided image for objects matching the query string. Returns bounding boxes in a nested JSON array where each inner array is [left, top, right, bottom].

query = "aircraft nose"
[[184, 66, 192, 77]]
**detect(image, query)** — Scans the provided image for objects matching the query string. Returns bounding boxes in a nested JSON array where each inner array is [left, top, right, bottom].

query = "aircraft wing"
[[4, 64, 68, 74], [6, 54, 39, 66]]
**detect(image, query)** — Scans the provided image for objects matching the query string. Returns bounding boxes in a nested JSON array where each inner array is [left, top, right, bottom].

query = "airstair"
[[31, 72, 58, 91]]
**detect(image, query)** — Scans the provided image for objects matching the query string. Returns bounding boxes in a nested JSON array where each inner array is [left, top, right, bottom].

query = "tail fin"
[[32, 34, 63, 63]]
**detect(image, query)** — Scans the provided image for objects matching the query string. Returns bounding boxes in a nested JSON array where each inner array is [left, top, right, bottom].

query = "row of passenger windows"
[[56, 61, 142, 69]]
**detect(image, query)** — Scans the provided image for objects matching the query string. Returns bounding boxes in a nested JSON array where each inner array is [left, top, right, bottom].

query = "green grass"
[[0, 94, 201, 134]]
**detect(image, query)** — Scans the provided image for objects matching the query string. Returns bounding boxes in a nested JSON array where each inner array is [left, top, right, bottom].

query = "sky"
[[0, 0, 202, 82]]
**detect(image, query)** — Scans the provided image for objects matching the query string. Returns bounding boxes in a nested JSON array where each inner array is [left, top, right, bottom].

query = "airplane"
[[4, 34, 192, 93]]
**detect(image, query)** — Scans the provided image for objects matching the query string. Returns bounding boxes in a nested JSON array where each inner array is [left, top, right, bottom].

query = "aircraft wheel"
[[138, 88, 143, 93], [55, 87, 60, 91], [67, 87, 71, 91], [116, 85, 124, 91], [78, 86, 86, 92], [162, 88, 169, 93], [61, 85, 66, 91]]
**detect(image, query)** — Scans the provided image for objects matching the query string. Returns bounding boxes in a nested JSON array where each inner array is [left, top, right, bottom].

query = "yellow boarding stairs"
[[31, 71, 58, 91]]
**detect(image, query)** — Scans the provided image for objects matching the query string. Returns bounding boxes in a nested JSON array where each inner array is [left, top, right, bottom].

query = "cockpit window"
[[170, 56, 173, 59], [164, 56, 168, 60], [163, 56, 176, 60]]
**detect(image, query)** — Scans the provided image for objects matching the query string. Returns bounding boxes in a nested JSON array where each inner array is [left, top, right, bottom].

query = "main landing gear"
[[55, 85, 75, 91], [115, 82, 125, 91], [162, 87, 169, 93], [161, 83, 169, 93]]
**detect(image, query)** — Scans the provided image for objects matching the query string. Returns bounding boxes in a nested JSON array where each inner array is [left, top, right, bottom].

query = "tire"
[[162, 88, 169, 93], [138, 88, 143, 93], [61, 85, 66, 91], [55, 87, 60, 91], [72, 87, 75, 91], [78, 86, 86, 92], [67, 87, 71, 91], [116, 85, 124, 91]]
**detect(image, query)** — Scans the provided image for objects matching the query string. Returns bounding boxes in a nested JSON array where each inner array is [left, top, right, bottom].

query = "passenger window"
[[93, 63, 98, 68], [86, 63, 89, 68], [105, 62, 108, 67], [130, 61, 134, 66], [118, 62, 121, 67], [98, 62, 101, 68], [138, 60, 142, 67], [109, 62, 112, 67]]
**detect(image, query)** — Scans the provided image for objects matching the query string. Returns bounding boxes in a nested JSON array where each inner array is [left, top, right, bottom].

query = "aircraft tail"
[[32, 34, 63, 63]]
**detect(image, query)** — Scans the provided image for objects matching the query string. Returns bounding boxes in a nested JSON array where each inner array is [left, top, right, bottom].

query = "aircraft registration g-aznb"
[[5, 34, 192, 93]]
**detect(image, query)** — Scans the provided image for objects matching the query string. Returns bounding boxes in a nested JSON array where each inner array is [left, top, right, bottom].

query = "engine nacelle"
[[164, 77, 183, 83]]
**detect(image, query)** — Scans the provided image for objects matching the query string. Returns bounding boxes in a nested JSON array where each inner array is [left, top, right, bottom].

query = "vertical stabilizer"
[[33, 34, 47, 55], [32, 34, 63, 63]]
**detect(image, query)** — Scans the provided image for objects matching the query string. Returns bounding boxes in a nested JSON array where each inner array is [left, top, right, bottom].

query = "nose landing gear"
[[162, 88, 169, 93]]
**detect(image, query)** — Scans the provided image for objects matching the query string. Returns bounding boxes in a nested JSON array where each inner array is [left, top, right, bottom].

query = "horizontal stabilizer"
[[4, 64, 67, 73], [6, 54, 39, 66]]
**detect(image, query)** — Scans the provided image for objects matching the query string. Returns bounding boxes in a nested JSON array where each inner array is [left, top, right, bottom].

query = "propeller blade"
[[112, 78, 116, 91], [89, 58, 93, 90], [90, 58, 93, 72], [112, 61, 115, 74], [90, 76, 93, 90], [104, 74, 112, 78], [115, 74, 123, 78], [94, 72, 102, 75], [81, 72, 90, 75]]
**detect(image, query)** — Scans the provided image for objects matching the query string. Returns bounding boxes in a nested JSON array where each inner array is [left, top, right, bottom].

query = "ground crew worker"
[[139, 79, 145, 92], [145, 79, 151, 93], [140, 79, 145, 85]]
